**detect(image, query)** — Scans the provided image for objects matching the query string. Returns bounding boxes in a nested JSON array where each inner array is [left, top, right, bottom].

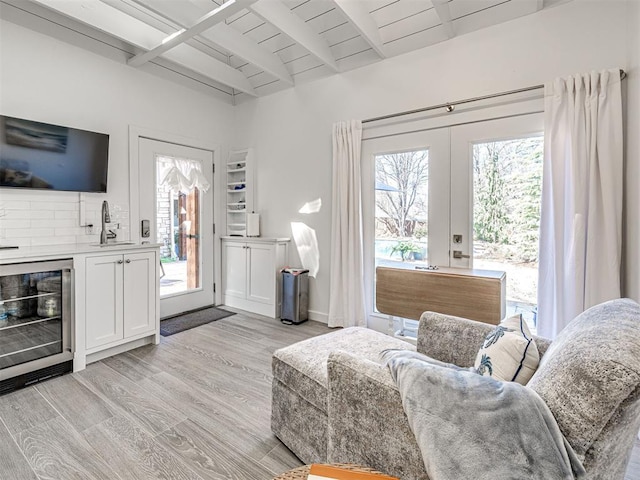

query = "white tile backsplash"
[[0, 192, 129, 247]]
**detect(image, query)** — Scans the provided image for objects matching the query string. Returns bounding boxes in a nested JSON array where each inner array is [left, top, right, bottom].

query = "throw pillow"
[[473, 314, 539, 385]]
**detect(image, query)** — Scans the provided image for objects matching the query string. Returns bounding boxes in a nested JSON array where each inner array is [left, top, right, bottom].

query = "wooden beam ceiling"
[[127, 0, 256, 68], [333, 0, 386, 58], [31, 0, 257, 96], [251, 0, 339, 72]]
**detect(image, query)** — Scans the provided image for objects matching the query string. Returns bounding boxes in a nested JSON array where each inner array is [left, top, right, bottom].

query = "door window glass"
[[472, 136, 543, 328], [374, 149, 429, 273], [156, 157, 202, 297]]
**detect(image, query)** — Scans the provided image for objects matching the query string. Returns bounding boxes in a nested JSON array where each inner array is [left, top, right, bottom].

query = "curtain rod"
[[363, 69, 627, 124]]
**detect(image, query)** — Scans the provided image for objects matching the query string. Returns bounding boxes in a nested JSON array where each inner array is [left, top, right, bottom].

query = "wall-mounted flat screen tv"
[[0, 115, 109, 192]]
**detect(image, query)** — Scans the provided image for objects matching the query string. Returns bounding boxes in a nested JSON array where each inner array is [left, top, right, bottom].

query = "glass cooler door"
[[0, 260, 73, 378]]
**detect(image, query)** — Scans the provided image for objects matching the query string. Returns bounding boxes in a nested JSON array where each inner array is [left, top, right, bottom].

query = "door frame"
[[128, 125, 222, 306], [361, 93, 544, 331], [361, 130, 451, 322]]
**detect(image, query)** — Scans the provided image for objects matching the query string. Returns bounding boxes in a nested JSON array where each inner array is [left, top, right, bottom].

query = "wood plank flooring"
[[0, 309, 639, 479]]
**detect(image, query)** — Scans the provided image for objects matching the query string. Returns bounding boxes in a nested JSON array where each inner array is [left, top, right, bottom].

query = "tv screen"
[[0, 115, 109, 192]]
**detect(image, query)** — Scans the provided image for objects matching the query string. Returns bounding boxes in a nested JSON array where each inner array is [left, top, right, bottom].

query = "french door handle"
[[452, 250, 470, 259]]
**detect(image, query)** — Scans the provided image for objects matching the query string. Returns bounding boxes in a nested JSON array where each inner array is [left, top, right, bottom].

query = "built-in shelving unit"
[[226, 149, 253, 236]]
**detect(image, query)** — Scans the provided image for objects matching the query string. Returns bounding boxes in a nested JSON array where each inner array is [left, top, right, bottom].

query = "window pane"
[[156, 158, 201, 297], [472, 136, 543, 329], [374, 149, 429, 310]]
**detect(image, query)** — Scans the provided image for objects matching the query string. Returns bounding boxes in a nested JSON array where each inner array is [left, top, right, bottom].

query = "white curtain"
[[328, 120, 366, 328], [537, 69, 623, 338], [158, 156, 210, 193]]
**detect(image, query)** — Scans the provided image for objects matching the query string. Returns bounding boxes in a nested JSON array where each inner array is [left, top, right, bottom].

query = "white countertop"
[[0, 242, 161, 264], [221, 236, 290, 243]]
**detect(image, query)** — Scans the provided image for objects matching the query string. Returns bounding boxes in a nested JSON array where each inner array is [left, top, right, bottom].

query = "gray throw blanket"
[[382, 350, 585, 480]]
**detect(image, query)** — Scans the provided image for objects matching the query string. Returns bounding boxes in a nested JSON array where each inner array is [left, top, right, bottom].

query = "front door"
[[138, 138, 214, 318]]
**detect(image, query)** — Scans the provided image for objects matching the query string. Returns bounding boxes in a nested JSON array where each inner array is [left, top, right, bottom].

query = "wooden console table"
[[376, 266, 506, 325]]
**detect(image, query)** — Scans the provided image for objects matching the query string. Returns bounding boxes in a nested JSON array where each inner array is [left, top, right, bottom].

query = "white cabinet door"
[[85, 255, 124, 349], [247, 243, 275, 305], [223, 241, 247, 299], [123, 251, 157, 338]]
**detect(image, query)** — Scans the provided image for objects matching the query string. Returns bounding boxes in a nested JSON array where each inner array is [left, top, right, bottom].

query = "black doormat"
[[160, 306, 235, 336]]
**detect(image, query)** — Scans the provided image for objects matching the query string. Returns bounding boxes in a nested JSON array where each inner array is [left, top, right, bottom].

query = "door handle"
[[452, 250, 470, 259], [117, 260, 124, 264], [125, 259, 131, 264]]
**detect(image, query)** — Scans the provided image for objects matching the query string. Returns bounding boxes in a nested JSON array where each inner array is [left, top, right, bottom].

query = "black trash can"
[[281, 268, 309, 325]]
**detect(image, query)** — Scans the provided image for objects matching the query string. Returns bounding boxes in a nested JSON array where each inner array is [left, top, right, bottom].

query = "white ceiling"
[[0, 0, 569, 104]]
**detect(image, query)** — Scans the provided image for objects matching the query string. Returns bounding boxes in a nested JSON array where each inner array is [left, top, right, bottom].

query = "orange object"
[[307, 464, 399, 480]]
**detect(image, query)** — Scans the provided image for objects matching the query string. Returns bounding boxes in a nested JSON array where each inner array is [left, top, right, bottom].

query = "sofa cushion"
[[473, 313, 540, 384], [272, 327, 415, 413], [528, 298, 640, 459]]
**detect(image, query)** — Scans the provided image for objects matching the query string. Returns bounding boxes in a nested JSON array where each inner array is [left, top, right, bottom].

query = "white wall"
[[0, 19, 234, 247], [624, 0, 640, 302], [233, 0, 634, 322]]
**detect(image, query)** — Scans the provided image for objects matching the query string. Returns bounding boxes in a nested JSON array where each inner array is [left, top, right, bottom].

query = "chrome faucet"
[[100, 200, 111, 245]]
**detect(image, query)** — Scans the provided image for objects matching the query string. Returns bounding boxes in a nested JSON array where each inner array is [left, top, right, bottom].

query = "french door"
[[138, 138, 214, 319], [362, 129, 450, 314], [364, 113, 544, 327]]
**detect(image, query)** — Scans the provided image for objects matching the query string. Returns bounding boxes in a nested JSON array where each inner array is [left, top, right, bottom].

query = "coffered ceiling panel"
[[0, 0, 571, 104]]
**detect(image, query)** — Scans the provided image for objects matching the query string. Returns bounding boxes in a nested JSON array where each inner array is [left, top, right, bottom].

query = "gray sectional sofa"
[[271, 298, 640, 480]]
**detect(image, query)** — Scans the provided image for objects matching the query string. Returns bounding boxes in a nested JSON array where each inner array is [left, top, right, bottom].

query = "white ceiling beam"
[[207, 24, 294, 85], [30, 0, 257, 96], [127, 0, 257, 68], [251, 0, 338, 72], [431, 0, 455, 39], [333, 0, 386, 58], [127, 0, 293, 85]]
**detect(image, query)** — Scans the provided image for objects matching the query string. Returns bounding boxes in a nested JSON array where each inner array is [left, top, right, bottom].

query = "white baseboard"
[[308, 310, 328, 324], [85, 336, 155, 365]]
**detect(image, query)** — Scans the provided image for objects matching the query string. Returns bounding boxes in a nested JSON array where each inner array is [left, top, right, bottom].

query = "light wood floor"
[[0, 310, 638, 479]]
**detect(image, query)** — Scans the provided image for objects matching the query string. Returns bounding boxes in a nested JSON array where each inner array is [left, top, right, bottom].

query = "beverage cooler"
[[0, 259, 74, 394]]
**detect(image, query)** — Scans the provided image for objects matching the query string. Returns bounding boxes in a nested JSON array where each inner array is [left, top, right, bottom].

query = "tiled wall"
[[0, 190, 129, 247]]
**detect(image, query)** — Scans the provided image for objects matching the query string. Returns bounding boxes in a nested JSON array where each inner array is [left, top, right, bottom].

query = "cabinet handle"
[[117, 260, 124, 264], [125, 259, 131, 264]]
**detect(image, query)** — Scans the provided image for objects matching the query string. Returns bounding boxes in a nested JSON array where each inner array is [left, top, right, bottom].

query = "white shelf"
[[226, 149, 253, 237]]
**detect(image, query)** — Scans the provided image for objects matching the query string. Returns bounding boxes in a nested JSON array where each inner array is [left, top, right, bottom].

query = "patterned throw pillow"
[[473, 314, 540, 385]]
